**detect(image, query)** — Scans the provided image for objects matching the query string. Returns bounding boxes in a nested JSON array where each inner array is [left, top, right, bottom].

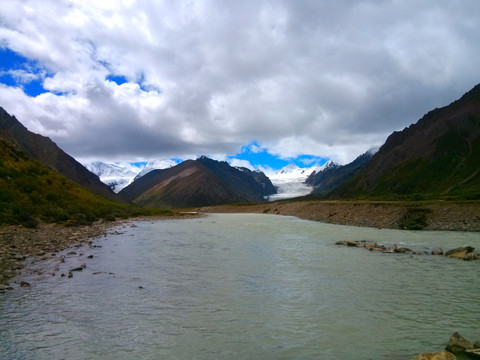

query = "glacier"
[[266, 163, 325, 201]]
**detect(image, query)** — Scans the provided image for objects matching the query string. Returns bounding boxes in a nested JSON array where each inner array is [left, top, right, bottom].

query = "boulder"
[[365, 243, 386, 251], [346, 240, 359, 247], [409, 351, 455, 360], [383, 245, 398, 253], [462, 253, 477, 261], [395, 247, 415, 254], [445, 247, 474, 259], [445, 332, 473, 353], [474, 340, 480, 348], [432, 248, 444, 256]]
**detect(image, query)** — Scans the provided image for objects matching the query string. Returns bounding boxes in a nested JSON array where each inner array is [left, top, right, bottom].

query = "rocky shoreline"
[[410, 332, 480, 359], [0, 213, 203, 289], [199, 200, 480, 232]]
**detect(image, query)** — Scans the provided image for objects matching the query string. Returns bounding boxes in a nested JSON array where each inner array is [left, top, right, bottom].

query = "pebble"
[[19, 281, 31, 288]]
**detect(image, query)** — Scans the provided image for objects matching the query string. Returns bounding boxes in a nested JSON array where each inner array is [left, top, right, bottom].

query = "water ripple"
[[1, 214, 479, 359]]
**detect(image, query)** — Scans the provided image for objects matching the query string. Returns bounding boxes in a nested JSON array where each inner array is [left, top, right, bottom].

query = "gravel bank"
[[0, 213, 203, 287], [199, 200, 480, 232]]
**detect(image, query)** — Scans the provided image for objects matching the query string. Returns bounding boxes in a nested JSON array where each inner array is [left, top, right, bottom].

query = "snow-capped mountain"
[[84, 161, 139, 193], [134, 159, 178, 180], [267, 163, 325, 201], [84, 159, 179, 193]]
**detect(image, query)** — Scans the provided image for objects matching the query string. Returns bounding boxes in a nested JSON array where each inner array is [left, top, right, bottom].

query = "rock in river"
[[409, 350, 455, 360], [445, 246, 474, 259], [445, 332, 473, 353]]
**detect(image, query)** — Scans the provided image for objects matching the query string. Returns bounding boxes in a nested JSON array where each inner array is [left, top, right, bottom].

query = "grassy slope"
[[328, 128, 480, 201], [0, 140, 165, 227]]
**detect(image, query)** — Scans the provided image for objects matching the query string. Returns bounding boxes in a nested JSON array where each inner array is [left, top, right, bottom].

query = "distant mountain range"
[[119, 156, 276, 208], [1, 81, 478, 222], [84, 161, 138, 193], [83, 159, 178, 193], [305, 151, 375, 196]]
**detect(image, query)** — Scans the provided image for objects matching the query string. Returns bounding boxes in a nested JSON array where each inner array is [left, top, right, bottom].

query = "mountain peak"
[[0, 107, 125, 203], [120, 157, 276, 208], [329, 83, 480, 199]]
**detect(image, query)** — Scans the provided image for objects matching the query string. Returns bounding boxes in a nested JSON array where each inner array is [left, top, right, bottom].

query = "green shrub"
[[398, 208, 429, 230]]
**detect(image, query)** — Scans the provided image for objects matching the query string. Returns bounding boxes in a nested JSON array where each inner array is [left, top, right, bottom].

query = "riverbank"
[[0, 213, 203, 286], [198, 200, 480, 232]]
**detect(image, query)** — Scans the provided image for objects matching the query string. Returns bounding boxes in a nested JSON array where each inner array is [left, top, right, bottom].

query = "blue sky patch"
[[0, 48, 49, 96], [228, 142, 328, 170], [106, 74, 128, 85]]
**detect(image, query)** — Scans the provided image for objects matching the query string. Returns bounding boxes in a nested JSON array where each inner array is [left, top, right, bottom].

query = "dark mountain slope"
[[196, 156, 277, 198], [0, 107, 124, 203], [305, 151, 374, 195], [0, 139, 149, 227], [119, 157, 276, 208], [329, 84, 480, 199]]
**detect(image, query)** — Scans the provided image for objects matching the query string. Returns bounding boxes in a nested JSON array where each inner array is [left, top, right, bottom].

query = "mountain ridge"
[[0, 107, 125, 203], [119, 157, 276, 208], [328, 83, 480, 199], [305, 152, 374, 196]]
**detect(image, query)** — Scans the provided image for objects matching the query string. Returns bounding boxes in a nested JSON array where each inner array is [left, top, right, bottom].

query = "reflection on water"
[[1, 214, 479, 359]]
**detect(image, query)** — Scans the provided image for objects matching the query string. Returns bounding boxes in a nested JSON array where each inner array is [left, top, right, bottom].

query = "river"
[[1, 213, 479, 359]]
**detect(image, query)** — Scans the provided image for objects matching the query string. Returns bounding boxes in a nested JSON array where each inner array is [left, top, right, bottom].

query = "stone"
[[462, 253, 476, 261], [346, 240, 359, 247], [383, 244, 398, 253], [70, 263, 86, 272], [87, 255, 94, 259], [68, 271, 73, 278], [395, 247, 415, 254], [473, 340, 480, 348], [432, 248, 444, 255], [365, 242, 385, 251], [445, 332, 473, 353], [19, 281, 31, 288], [409, 351, 455, 360], [445, 247, 475, 259]]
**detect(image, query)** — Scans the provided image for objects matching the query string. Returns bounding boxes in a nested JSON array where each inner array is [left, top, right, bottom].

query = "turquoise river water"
[[1, 213, 479, 359]]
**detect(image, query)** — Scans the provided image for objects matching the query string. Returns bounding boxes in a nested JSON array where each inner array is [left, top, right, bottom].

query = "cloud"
[[229, 158, 255, 171], [0, 0, 479, 164]]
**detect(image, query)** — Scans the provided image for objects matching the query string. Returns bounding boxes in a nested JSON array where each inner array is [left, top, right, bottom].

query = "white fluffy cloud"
[[1, 0, 479, 164]]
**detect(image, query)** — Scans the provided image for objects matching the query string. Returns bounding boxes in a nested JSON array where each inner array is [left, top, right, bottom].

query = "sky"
[[1, 0, 479, 171]]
